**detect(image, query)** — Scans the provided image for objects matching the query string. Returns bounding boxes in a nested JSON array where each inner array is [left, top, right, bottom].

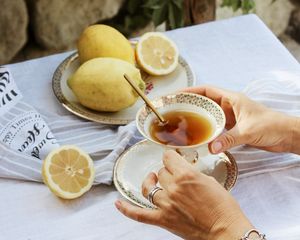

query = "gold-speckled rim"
[[136, 92, 226, 149], [113, 139, 238, 209], [52, 51, 196, 125]]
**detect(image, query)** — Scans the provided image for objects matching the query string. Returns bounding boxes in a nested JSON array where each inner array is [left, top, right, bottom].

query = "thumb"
[[209, 126, 244, 154]]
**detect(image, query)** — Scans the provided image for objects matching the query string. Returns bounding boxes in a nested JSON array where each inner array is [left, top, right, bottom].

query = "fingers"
[[157, 167, 172, 189], [141, 172, 158, 198], [115, 200, 160, 225], [209, 126, 244, 153], [141, 172, 167, 207], [162, 150, 192, 175], [220, 96, 236, 129], [181, 85, 231, 106]]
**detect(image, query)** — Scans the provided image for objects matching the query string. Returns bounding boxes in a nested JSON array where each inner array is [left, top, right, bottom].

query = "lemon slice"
[[42, 145, 95, 199], [136, 32, 179, 76]]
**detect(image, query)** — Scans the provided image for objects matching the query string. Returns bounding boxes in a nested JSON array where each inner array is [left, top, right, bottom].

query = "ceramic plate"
[[52, 52, 195, 125], [113, 140, 238, 209]]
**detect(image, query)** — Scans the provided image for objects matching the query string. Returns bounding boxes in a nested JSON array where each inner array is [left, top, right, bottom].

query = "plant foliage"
[[103, 0, 256, 36], [221, 0, 255, 13]]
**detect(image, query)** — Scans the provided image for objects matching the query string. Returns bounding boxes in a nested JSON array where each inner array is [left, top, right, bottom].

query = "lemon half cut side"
[[136, 32, 179, 76], [42, 145, 95, 199]]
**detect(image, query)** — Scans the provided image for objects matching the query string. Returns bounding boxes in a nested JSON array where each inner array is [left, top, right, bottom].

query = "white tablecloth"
[[1, 14, 300, 240]]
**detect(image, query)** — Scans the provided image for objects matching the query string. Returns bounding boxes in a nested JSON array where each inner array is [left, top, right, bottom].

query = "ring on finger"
[[147, 186, 163, 205]]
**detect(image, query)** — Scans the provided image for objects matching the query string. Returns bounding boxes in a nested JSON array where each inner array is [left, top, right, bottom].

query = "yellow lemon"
[[42, 145, 95, 199], [78, 24, 135, 64], [67, 57, 145, 112], [136, 32, 179, 76]]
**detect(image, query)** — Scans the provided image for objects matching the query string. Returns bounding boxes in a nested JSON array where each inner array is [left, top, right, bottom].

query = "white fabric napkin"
[[1, 67, 300, 185], [0, 67, 138, 184], [233, 70, 300, 178], [0, 68, 59, 151]]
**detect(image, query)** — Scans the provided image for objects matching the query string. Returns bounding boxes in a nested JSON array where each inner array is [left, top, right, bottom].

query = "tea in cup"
[[136, 92, 226, 163]]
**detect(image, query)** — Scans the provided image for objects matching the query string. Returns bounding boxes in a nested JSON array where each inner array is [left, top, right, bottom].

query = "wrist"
[[241, 229, 266, 240], [210, 212, 254, 240], [278, 115, 300, 154]]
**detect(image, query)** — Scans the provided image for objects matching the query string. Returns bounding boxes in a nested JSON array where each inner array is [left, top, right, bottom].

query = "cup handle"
[[175, 148, 199, 164], [175, 145, 210, 164]]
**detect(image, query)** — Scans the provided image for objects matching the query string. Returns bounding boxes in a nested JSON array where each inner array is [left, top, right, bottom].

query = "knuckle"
[[164, 203, 175, 215], [158, 168, 164, 177], [121, 207, 133, 219], [175, 170, 197, 183], [164, 201, 176, 213], [158, 167, 167, 180], [141, 183, 149, 197], [167, 181, 177, 192], [222, 133, 236, 147], [168, 189, 178, 201], [222, 96, 231, 105], [162, 151, 170, 165], [133, 212, 145, 223], [168, 184, 180, 200], [241, 129, 252, 141]]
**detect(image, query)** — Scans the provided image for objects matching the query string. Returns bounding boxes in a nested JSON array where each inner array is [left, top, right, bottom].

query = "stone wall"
[[216, 0, 300, 62], [0, 0, 28, 65], [216, 0, 294, 35], [0, 0, 124, 65], [1, 0, 300, 65]]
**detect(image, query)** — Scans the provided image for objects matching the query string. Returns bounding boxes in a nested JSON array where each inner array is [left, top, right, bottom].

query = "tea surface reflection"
[[150, 111, 213, 146]]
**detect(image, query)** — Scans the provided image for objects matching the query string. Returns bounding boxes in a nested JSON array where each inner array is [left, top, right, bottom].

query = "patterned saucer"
[[113, 140, 238, 209], [52, 51, 195, 125]]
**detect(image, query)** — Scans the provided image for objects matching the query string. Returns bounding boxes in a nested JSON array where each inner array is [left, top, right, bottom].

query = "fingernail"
[[212, 141, 222, 153], [115, 200, 122, 210]]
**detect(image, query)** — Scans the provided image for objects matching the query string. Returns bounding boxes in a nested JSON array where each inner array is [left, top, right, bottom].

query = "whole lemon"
[[77, 24, 135, 64], [67, 58, 145, 112]]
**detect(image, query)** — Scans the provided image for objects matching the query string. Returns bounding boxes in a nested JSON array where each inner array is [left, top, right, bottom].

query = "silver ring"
[[147, 186, 163, 205]]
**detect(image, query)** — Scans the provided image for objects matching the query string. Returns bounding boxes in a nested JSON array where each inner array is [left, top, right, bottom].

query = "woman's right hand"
[[183, 86, 299, 154]]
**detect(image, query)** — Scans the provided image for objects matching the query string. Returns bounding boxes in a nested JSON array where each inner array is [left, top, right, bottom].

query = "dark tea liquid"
[[150, 111, 213, 146]]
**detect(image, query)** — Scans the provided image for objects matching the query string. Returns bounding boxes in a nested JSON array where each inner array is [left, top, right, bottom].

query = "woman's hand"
[[183, 86, 298, 154], [115, 150, 253, 240]]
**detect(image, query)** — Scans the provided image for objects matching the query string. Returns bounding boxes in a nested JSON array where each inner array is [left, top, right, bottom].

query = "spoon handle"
[[123, 74, 165, 123]]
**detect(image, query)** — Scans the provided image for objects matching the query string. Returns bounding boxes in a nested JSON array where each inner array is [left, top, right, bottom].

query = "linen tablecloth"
[[1, 14, 300, 240]]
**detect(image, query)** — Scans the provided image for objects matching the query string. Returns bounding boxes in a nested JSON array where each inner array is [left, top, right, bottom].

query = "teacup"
[[136, 92, 226, 164]]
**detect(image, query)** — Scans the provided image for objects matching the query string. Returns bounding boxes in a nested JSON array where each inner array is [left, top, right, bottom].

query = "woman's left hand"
[[115, 150, 253, 240]]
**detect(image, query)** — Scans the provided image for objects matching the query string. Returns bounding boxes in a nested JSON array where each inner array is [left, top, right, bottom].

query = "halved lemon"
[[136, 32, 179, 76], [42, 145, 95, 199]]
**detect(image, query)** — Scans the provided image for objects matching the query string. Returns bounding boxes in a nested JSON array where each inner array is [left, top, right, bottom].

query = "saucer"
[[52, 51, 195, 125], [113, 140, 238, 208]]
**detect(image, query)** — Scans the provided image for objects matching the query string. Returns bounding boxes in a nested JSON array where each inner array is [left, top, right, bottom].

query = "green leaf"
[[171, 0, 183, 9], [143, 0, 161, 8], [168, 3, 176, 29], [231, 0, 241, 12], [221, 0, 255, 13], [221, 0, 231, 7], [167, 2, 184, 29], [152, 2, 167, 26], [241, 0, 255, 13]]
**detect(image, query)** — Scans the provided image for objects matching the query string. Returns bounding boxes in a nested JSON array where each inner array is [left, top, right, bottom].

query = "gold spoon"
[[123, 74, 166, 124]]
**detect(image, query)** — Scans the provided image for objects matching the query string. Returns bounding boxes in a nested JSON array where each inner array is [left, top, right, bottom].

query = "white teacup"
[[136, 92, 226, 163]]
